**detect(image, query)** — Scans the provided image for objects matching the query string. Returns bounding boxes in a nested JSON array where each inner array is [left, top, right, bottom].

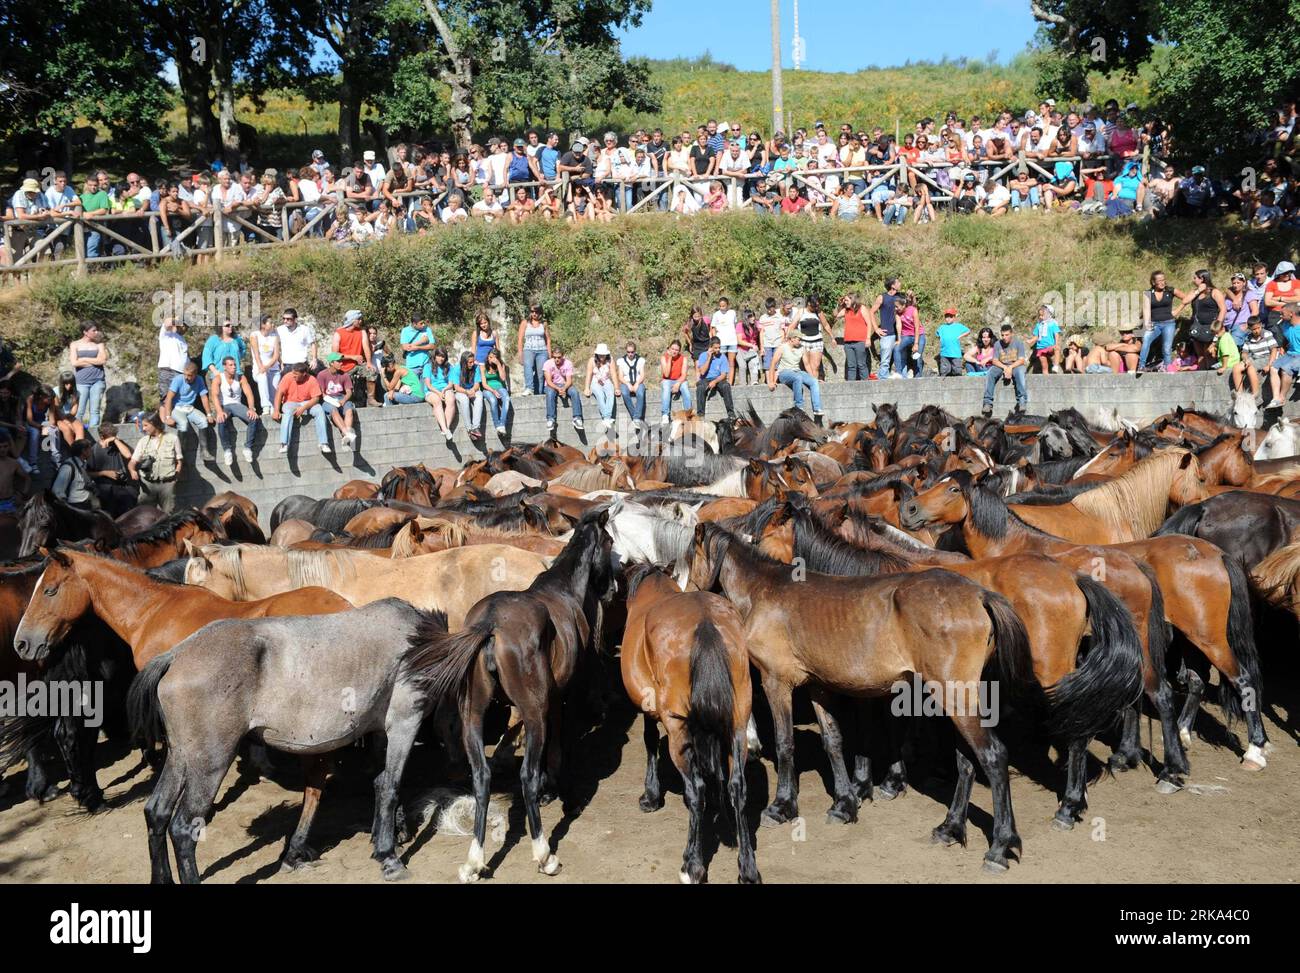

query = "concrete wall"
[[116, 371, 1234, 529]]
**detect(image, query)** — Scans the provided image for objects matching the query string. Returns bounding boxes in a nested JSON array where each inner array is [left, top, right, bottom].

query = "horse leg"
[[638, 714, 665, 812], [23, 745, 59, 803], [371, 711, 423, 881], [143, 757, 184, 884], [730, 730, 761, 884], [53, 716, 103, 812], [539, 699, 563, 806], [930, 746, 975, 849], [1175, 661, 1205, 750], [809, 689, 858, 824], [759, 674, 798, 826], [457, 670, 494, 884], [850, 700, 874, 804], [1053, 736, 1090, 830], [281, 755, 331, 871], [1108, 705, 1143, 771], [879, 710, 911, 800], [166, 761, 228, 885], [951, 714, 1021, 873], [522, 704, 561, 876], [1150, 675, 1189, 788]]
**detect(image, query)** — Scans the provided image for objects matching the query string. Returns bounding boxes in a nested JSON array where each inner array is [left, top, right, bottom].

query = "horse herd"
[[1, 401, 1297, 884]]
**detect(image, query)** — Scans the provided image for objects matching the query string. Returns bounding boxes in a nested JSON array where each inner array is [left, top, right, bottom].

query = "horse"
[[201, 491, 259, 524], [183, 543, 550, 629], [268, 519, 317, 547], [269, 495, 382, 533], [403, 509, 615, 882], [390, 517, 568, 558], [128, 600, 448, 883], [105, 507, 227, 568], [621, 563, 759, 883], [750, 494, 1144, 828], [207, 502, 266, 544], [18, 491, 121, 556], [333, 479, 380, 499], [379, 465, 439, 506], [1156, 491, 1300, 571], [113, 504, 167, 536], [684, 521, 1037, 871]]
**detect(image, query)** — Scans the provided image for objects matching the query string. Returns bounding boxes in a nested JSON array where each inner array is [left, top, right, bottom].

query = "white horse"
[[1231, 390, 1261, 430], [1254, 416, 1300, 460]]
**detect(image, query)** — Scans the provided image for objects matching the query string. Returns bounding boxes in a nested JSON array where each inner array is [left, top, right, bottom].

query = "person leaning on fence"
[[128, 412, 183, 514], [272, 360, 330, 455], [213, 355, 262, 465], [162, 359, 216, 462], [981, 324, 1028, 417]]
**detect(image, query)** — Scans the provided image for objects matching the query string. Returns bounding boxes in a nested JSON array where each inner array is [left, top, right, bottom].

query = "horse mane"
[[0, 555, 54, 577], [695, 520, 787, 591], [197, 544, 250, 599], [552, 464, 618, 493], [624, 561, 666, 599], [309, 498, 383, 533], [1193, 431, 1243, 457], [114, 508, 217, 560], [1251, 541, 1300, 611], [284, 548, 346, 589], [391, 518, 468, 557], [658, 451, 745, 487], [787, 501, 912, 575], [1031, 455, 1092, 484], [1054, 448, 1191, 538]]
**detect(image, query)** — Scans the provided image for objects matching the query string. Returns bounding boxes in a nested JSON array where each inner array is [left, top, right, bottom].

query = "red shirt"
[[843, 307, 869, 342], [662, 353, 685, 382], [780, 196, 808, 215], [335, 325, 364, 372], [281, 374, 321, 404]]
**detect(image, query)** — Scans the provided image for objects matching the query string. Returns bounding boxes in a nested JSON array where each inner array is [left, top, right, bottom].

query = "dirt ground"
[[1, 659, 1296, 886]]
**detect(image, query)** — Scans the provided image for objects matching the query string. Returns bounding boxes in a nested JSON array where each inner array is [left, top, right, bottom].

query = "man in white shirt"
[[441, 193, 470, 223], [44, 172, 79, 215], [485, 138, 511, 190], [718, 141, 752, 205], [362, 151, 387, 211], [472, 187, 505, 221], [276, 307, 318, 371], [157, 316, 191, 400], [210, 169, 245, 242]]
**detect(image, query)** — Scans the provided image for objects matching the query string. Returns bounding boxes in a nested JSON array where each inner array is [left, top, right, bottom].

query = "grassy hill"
[[3, 210, 1292, 407]]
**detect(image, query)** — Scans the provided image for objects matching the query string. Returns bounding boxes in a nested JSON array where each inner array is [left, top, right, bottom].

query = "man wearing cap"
[[331, 309, 375, 406], [508, 137, 540, 191], [362, 151, 386, 211], [310, 149, 329, 176], [8, 178, 50, 260], [1175, 166, 1213, 217], [317, 353, 358, 447], [557, 139, 595, 200]]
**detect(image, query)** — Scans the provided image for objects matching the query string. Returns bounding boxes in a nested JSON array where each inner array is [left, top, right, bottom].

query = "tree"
[[1030, 0, 1157, 100]]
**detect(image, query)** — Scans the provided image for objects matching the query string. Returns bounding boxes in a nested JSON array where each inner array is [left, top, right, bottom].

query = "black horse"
[[17, 491, 121, 557]]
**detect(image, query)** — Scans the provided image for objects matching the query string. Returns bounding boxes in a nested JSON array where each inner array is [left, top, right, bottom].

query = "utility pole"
[[770, 0, 784, 134]]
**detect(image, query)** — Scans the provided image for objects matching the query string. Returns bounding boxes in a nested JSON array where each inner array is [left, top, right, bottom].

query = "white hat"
[[1044, 98, 1056, 107], [593, 343, 611, 356], [362, 150, 376, 162], [1276, 261, 1297, 276]]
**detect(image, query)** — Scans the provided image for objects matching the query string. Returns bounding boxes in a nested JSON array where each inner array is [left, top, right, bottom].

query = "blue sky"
[[618, 0, 1038, 71]]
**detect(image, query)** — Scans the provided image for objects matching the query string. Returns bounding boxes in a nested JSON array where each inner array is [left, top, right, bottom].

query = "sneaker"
[[1051, 365, 1062, 374], [345, 430, 357, 447], [660, 414, 670, 425], [1266, 399, 1283, 409], [320, 443, 332, 455], [888, 373, 904, 380], [495, 425, 507, 436], [573, 417, 584, 431], [279, 443, 289, 454], [603, 417, 613, 430], [981, 406, 993, 418], [241, 447, 254, 463], [443, 430, 454, 443], [222, 449, 233, 466], [517, 388, 532, 397]]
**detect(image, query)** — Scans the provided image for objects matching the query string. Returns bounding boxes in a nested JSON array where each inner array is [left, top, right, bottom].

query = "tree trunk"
[[445, 60, 474, 153], [338, 72, 360, 164], [209, 31, 240, 163]]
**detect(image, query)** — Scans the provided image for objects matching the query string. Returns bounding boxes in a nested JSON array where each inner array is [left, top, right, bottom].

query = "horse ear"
[[92, 536, 111, 553], [1178, 452, 1196, 469], [693, 522, 707, 542], [181, 538, 196, 556], [409, 521, 424, 541], [747, 458, 765, 474]]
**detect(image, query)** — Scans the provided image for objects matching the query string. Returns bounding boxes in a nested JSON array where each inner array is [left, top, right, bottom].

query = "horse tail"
[[982, 589, 1039, 702], [403, 623, 495, 705], [1047, 575, 1144, 739], [0, 712, 53, 773], [126, 651, 177, 750], [1136, 561, 1171, 683], [1153, 502, 1203, 538], [1220, 554, 1262, 724], [685, 618, 735, 805]]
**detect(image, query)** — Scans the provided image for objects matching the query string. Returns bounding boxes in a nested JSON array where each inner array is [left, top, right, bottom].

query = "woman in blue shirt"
[[422, 347, 457, 442], [201, 320, 248, 382], [450, 351, 484, 441]]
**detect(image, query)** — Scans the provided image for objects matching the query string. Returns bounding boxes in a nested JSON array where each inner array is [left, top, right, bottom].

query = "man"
[[871, 277, 902, 379], [1242, 317, 1282, 408], [156, 315, 190, 400], [400, 314, 436, 375], [212, 355, 261, 464], [277, 307, 318, 371], [331, 309, 374, 404], [272, 360, 330, 454], [343, 162, 373, 208], [557, 140, 595, 198], [1175, 166, 1214, 217], [718, 141, 751, 203], [537, 132, 561, 184], [78, 177, 111, 259], [616, 341, 647, 426], [317, 353, 358, 448], [210, 168, 245, 245], [1269, 303, 1300, 405], [8, 178, 49, 260], [129, 412, 183, 513], [162, 359, 216, 462], [485, 138, 511, 190], [44, 171, 79, 217], [472, 187, 505, 221], [0, 433, 29, 517], [767, 331, 823, 420], [543, 346, 583, 433], [981, 324, 1029, 417], [750, 176, 781, 214], [362, 150, 387, 210], [695, 336, 737, 422], [309, 149, 329, 176], [87, 423, 139, 516], [508, 137, 540, 189]]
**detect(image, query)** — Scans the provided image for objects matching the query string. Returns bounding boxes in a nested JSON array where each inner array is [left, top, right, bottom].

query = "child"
[[1031, 305, 1062, 373], [1211, 319, 1244, 391], [1168, 340, 1200, 372]]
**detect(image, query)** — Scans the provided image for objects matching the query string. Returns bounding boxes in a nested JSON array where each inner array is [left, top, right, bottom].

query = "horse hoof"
[[382, 861, 411, 882], [1242, 745, 1267, 771], [457, 864, 481, 884], [35, 785, 60, 803], [1263, 741, 1276, 755], [982, 857, 1009, 875], [679, 870, 694, 885], [638, 793, 664, 813], [539, 855, 561, 876], [878, 783, 905, 801], [1155, 777, 1183, 795], [930, 825, 965, 848], [1107, 754, 1139, 773], [760, 802, 796, 827], [1178, 728, 1193, 748], [1051, 815, 1076, 832], [825, 798, 858, 825]]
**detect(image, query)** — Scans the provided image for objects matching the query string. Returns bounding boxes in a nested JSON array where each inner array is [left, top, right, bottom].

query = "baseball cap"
[[1044, 98, 1056, 107], [1275, 261, 1297, 276], [324, 352, 343, 363], [943, 308, 958, 317], [343, 309, 363, 325], [311, 149, 324, 160], [513, 138, 525, 147], [21, 178, 39, 193], [363, 150, 375, 162], [1125, 102, 1138, 110], [1191, 165, 1206, 175]]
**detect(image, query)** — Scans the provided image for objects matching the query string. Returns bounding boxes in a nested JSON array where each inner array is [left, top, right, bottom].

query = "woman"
[[569, 185, 594, 222], [451, 350, 484, 442], [1140, 270, 1184, 372], [191, 171, 213, 263], [422, 346, 458, 442], [911, 182, 936, 224], [451, 154, 473, 191], [1223, 272, 1257, 346], [251, 170, 285, 238], [201, 318, 247, 383], [480, 349, 511, 438], [535, 185, 562, 220], [516, 304, 551, 396], [736, 311, 762, 385], [53, 372, 85, 446], [590, 188, 615, 223], [834, 183, 862, 221], [964, 327, 997, 375], [684, 306, 712, 361], [508, 186, 535, 224], [1029, 304, 1062, 374], [1104, 325, 1143, 373], [472, 312, 498, 365], [249, 314, 281, 411], [68, 320, 107, 431], [1176, 269, 1226, 367], [380, 354, 429, 406], [24, 387, 61, 466], [583, 343, 617, 430], [128, 412, 183, 514], [893, 293, 925, 378], [659, 339, 692, 422], [1063, 335, 1089, 374], [412, 195, 438, 233], [157, 181, 192, 249], [796, 297, 834, 378]]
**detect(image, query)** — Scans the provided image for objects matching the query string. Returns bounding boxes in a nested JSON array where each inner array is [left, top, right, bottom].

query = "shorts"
[[1085, 363, 1112, 373], [801, 337, 824, 353], [1272, 353, 1300, 375], [1035, 346, 1057, 357], [719, 344, 738, 354], [0, 496, 16, 515]]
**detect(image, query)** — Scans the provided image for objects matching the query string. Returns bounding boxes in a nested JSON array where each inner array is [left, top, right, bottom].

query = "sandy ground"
[[1, 660, 1296, 886]]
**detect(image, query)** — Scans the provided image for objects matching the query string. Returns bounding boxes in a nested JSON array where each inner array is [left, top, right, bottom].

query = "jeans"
[[1139, 321, 1176, 370], [939, 356, 964, 377], [172, 404, 209, 433], [777, 370, 822, 412], [883, 204, 908, 225], [735, 349, 761, 385], [523, 348, 548, 394], [455, 391, 483, 432], [1011, 188, 1040, 209], [546, 385, 582, 422], [485, 387, 511, 428], [893, 334, 926, 377], [590, 382, 616, 420], [661, 381, 692, 415], [218, 401, 259, 449], [280, 401, 327, 445], [844, 341, 869, 381], [85, 230, 102, 259], [76, 379, 104, 429], [620, 386, 646, 422], [696, 379, 735, 418], [878, 334, 897, 378], [253, 366, 281, 411], [982, 366, 1028, 409], [385, 391, 426, 406]]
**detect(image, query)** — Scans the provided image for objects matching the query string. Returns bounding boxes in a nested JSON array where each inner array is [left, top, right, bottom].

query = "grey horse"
[[128, 598, 445, 884]]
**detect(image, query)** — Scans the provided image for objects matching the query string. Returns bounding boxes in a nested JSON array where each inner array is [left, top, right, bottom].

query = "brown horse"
[[685, 521, 1036, 871], [342, 506, 415, 538], [268, 519, 317, 547], [334, 479, 380, 499], [621, 564, 759, 883], [107, 508, 227, 569], [201, 491, 258, 524], [379, 465, 439, 507], [208, 503, 266, 544]]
